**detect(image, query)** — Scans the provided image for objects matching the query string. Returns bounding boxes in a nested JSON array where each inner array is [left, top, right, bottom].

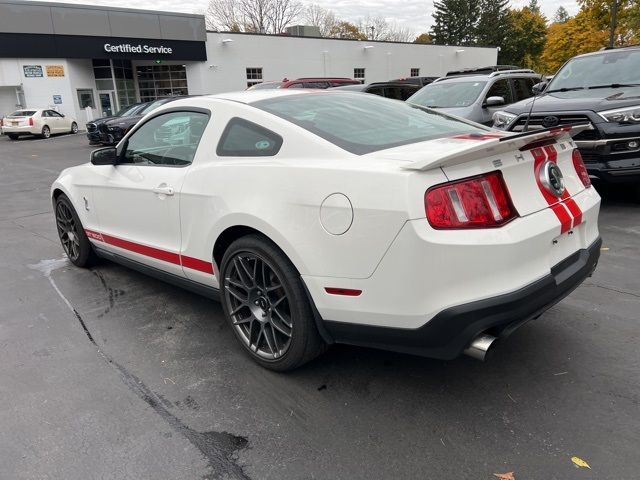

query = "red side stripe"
[[84, 229, 214, 275], [100, 232, 181, 265], [180, 255, 214, 275]]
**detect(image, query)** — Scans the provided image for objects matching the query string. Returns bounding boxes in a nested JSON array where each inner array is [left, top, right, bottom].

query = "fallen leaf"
[[493, 472, 515, 480], [571, 456, 591, 469], [600, 247, 610, 251]]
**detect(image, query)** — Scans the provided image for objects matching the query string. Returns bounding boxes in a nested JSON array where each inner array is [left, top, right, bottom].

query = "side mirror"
[[484, 96, 505, 107], [91, 146, 118, 165], [532, 82, 548, 95]]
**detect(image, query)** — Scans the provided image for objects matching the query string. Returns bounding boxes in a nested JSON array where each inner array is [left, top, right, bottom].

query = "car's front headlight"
[[492, 111, 517, 129], [599, 105, 640, 124]]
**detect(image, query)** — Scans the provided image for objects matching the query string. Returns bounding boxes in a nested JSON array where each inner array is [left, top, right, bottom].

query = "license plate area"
[[549, 222, 586, 267]]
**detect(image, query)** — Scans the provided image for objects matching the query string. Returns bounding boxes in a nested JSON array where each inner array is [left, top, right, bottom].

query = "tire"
[[7, 133, 18, 140], [54, 194, 98, 268], [70, 122, 78, 134], [220, 234, 326, 371], [41, 125, 51, 139]]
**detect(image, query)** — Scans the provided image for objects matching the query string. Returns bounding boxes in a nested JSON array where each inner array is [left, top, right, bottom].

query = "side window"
[[303, 82, 330, 89], [384, 87, 404, 100], [42, 110, 50, 117], [49, 110, 63, 117], [486, 79, 514, 104], [122, 111, 209, 166], [400, 86, 419, 100], [288, 83, 304, 88], [217, 118, 283, 157], [512, 78, 536, 101], [366, 87, 385, 97]]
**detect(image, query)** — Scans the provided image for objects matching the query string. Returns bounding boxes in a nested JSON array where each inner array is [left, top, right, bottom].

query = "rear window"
[[9, 110, 36, 117], [252, 93, 484, 155]]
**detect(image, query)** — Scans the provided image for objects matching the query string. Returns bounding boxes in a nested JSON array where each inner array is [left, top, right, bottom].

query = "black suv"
[[493, 47, 640, 192], [331, 81, 422, 100], [86, 103, 145, 145]]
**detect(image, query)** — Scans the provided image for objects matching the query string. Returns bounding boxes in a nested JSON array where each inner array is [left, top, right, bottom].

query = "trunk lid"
[[381, 125, 591, 218]]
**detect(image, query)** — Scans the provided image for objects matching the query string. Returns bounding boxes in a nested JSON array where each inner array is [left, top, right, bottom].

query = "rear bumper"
[[323, 237, 601, 360], [1, 125, 37, 135]]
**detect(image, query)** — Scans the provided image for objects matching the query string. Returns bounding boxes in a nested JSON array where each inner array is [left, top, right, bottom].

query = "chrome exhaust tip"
[[463, 333, 498, 361]]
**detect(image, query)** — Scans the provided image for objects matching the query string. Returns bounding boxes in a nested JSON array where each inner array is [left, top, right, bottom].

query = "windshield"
[[252, 93, 484, 155], [408, 81, 487, 108], [549, 50, 640, 90], [115, 104, 142, 116], [8, 110, 36, 117]]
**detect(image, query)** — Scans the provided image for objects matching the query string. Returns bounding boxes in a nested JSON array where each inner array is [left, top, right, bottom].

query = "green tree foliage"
[[553, 6, 570, 23], [430, 0, 480, 45], [498, 6, 547, 68], [476, 0, 510, 49], [414, 33, 433, 43]]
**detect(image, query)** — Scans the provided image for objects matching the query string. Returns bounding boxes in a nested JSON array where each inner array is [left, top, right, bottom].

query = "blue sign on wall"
[[53, 95, 62, 104]]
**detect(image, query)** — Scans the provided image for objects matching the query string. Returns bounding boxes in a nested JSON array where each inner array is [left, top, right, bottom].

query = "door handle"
[[152, 184, 174, 196]]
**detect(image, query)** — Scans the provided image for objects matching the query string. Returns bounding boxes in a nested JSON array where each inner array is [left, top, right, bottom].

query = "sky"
[[34, 0, 580, 36]]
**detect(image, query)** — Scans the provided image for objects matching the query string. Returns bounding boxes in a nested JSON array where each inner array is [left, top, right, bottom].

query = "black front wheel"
[[220, 235, 326, 371], [54, 194, 98, 267], [70, 122, 78, 134]]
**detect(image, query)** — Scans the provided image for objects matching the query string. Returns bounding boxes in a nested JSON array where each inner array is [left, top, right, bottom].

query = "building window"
[[77, 89, 95, 109], [246, 67, 263, 80], [136, 64, 189, 102], [246, 67, 263, 88], [354, 68, 365, 83], [410, 68, 420, 77]]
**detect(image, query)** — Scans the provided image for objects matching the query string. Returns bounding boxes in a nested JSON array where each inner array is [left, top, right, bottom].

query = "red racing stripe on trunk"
[[563, 198, 583, 228], [551, 204, 572, 234]]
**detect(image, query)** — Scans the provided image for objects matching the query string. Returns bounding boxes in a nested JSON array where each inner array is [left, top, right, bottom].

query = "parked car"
[[51, 90, 601, 371], [408, 69, 543, 125], [1, 108, 78, 140], [331, 81, 421, 100], [389, 76, 438, 86], [445, 65, 523, 77], [247, 77, 361, 90], [492, 45, 640, 195], [86, 103, 146, 145], [98, 97, 184, 145]]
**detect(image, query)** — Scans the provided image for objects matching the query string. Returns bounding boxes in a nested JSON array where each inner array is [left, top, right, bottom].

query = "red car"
[[248, 77, 360, 90]]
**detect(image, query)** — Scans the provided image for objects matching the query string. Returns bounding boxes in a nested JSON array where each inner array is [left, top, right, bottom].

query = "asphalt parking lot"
[[0, 132, 638, 480]]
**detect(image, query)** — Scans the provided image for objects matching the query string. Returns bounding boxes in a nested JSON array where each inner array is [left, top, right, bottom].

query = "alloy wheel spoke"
[[269, 315, 292, 338], [234, 257, 254, 288], [263, 324, 277, 356], [225, 283, 248, 303], [271, 306, 292, 328]]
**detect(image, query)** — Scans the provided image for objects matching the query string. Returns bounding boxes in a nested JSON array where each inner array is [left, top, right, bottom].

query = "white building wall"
[[66, 58, 98, 124], [187, 32, 498, 94], [17, 58, 75, 117]]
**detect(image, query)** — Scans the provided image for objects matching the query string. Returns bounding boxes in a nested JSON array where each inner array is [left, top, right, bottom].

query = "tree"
[[328, 21, 366, 40], [528, 0, 541, 14], [303, 4, 338, 37], [414, 33, 433, 43], [553, 6, 570, 23], [499, 5, 547, 68], [430, 0, 481, 45], [357, 15, 414, 42], [205, 0, 302, 34], [476, 0, 511, 48]]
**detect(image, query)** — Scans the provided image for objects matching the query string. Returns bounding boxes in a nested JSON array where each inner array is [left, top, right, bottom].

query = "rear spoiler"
[[401, 124, 592, 171]]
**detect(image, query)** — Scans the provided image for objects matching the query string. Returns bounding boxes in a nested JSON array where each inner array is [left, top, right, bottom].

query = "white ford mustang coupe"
[[51, 91, 601, 370]]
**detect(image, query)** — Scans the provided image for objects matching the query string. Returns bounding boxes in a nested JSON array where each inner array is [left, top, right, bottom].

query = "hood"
[[505, 87, 640, 115], [89, 115, 118, 125], [103, 115, 143, 128]]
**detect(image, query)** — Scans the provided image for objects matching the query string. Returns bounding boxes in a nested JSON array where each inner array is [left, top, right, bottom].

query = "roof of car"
[[433, 71, 541, 83], [208, 89, 308, 103], [573, 44, 640, 58]]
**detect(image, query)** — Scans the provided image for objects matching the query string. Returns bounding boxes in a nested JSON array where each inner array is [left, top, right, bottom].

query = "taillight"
[[425, 171, 517, 229], [572, 149, 591, 187], [28, 117, 33, 126]]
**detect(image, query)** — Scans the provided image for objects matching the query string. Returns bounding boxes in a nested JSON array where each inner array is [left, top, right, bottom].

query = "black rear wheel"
[[7, 133, 18, 140], [41, 125, 51, 139], [220, 235, 326, 371], [54, 194, 98, 267]]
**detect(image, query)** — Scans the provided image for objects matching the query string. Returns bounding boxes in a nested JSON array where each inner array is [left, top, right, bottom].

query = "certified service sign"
[[46, 65, 65, 77], [23, 65, 43, 77]]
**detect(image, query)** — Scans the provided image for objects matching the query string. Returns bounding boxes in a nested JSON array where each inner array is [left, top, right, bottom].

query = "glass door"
[[97, 91, 115, 117]]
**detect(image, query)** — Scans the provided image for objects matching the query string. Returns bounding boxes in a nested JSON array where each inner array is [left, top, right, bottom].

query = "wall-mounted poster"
[[53, 95, 62, 104], [46, 65, 65, 77], [23, 65, 43, 77]]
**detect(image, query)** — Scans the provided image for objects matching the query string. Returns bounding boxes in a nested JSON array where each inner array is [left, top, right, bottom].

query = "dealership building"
[[0, 0, 497, 124]]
